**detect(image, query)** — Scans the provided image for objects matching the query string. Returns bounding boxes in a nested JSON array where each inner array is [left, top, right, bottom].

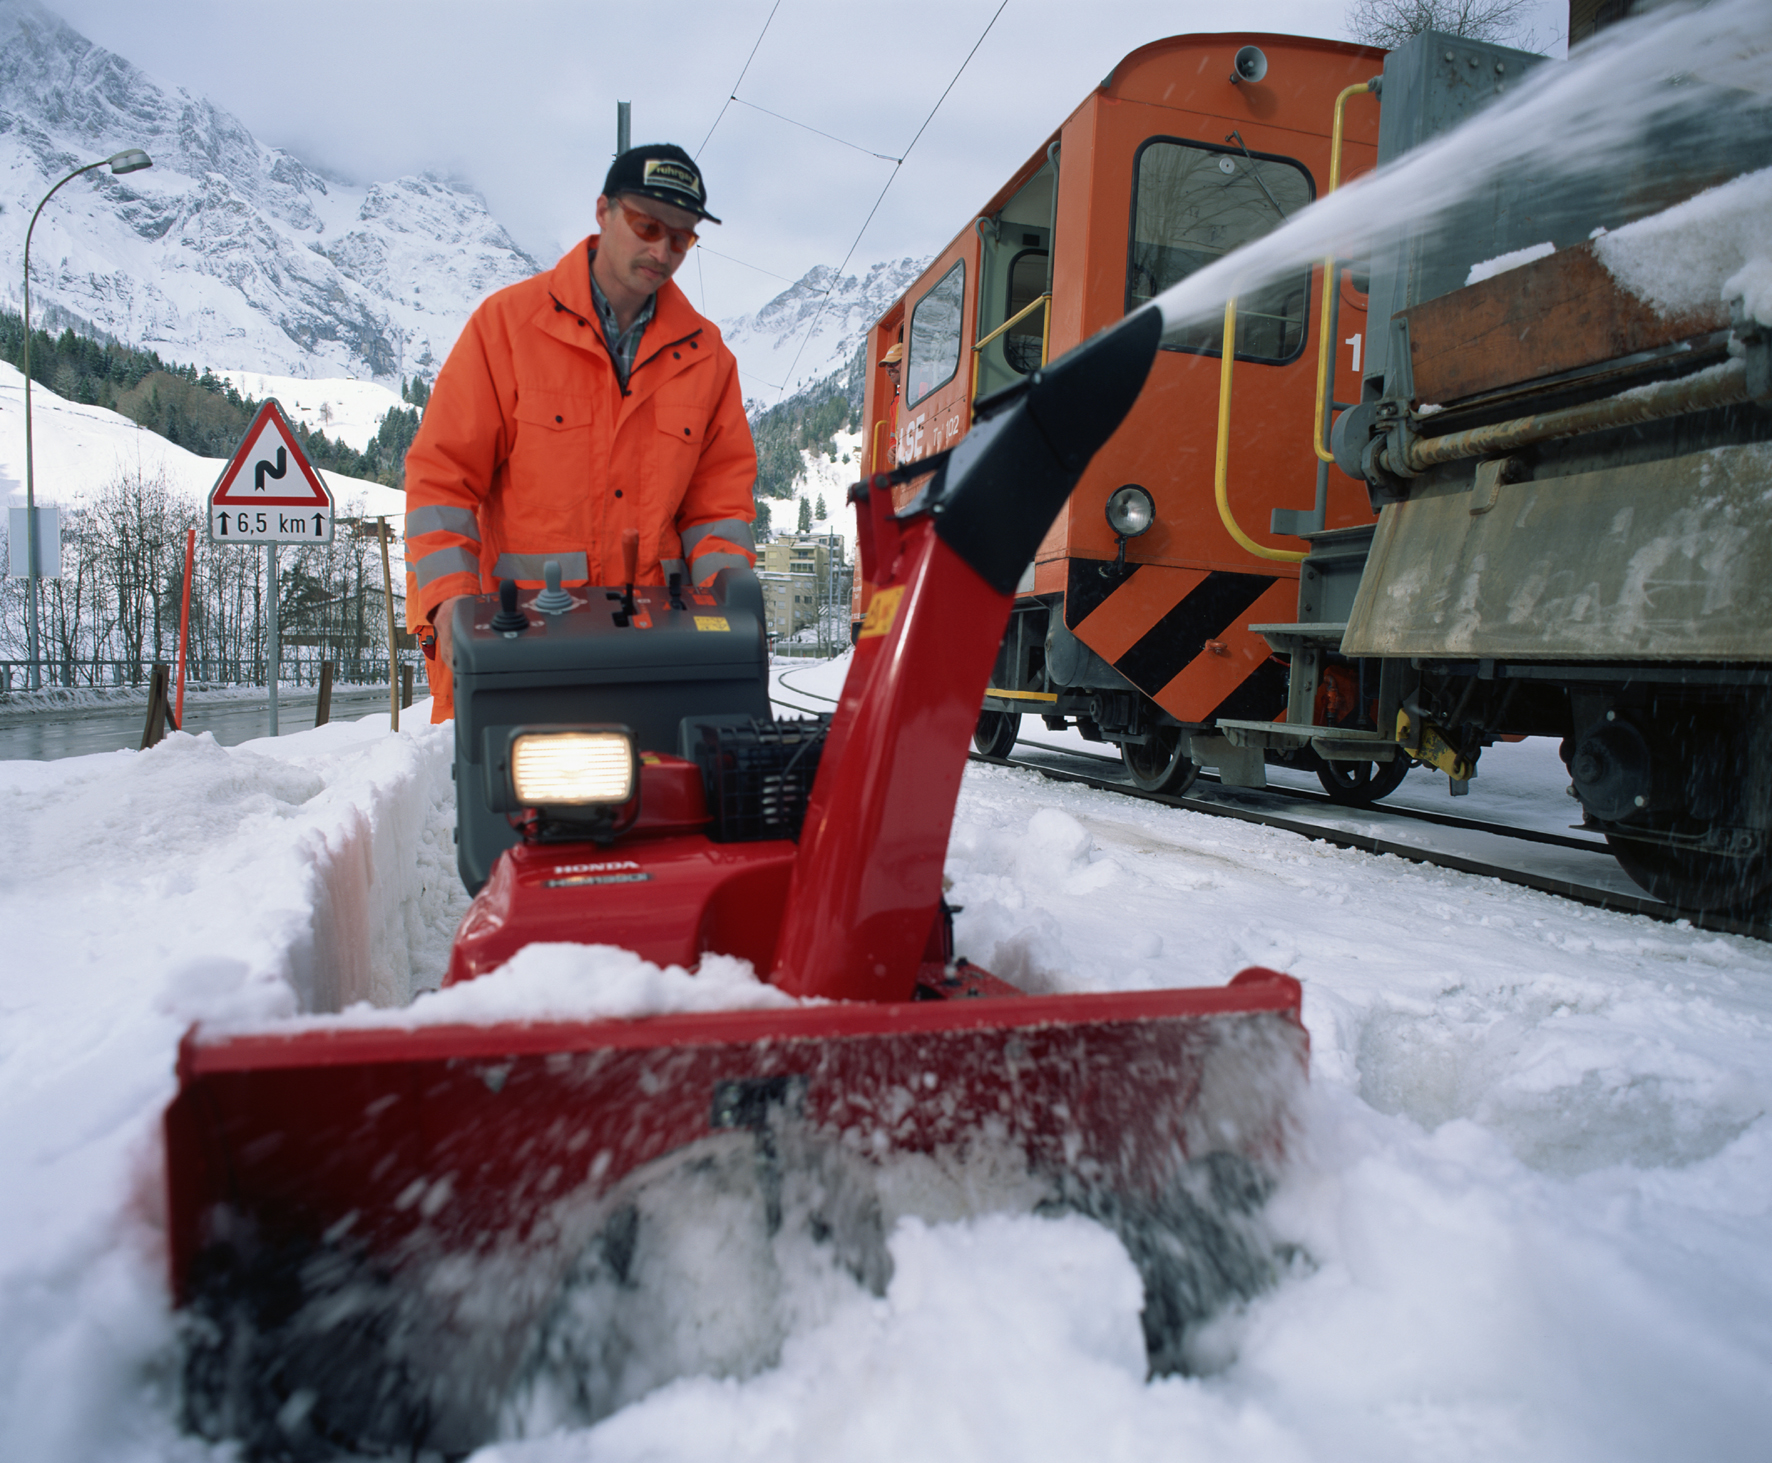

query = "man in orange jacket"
[[404, 143, 758, 720]]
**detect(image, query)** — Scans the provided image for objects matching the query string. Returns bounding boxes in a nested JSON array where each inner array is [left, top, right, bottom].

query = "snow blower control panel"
[[451, 561, 770, 891]]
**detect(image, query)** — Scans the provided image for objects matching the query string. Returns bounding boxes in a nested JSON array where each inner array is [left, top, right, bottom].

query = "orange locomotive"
[[859, 33, 1387, 796]]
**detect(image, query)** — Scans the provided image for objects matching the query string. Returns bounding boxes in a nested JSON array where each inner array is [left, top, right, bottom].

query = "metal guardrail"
[[0, 653, 424, 694]]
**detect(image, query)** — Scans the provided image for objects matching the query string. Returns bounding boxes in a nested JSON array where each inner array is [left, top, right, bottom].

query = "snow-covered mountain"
[[720, 256, 929, 406], [0, 0, 539, 384]]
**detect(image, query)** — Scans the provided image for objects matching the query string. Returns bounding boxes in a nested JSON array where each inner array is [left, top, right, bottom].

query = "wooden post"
[[377, 516, 399, 733], [140, 662, 177, 748], [400, 663, 414, 709], [315, 660, 334, 727]]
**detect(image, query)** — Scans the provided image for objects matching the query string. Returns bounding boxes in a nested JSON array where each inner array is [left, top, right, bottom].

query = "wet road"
[[0, 688, 405, 761]]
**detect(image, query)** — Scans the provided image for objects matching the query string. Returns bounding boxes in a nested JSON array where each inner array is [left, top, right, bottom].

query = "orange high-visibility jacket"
[[404, 236, 758, 720]]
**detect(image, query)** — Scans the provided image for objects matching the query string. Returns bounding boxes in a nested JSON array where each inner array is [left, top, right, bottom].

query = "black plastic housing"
[[451, 567, 768, 892]]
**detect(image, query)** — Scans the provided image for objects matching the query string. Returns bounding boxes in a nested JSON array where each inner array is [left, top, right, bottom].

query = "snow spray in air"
[[1150, 0, 1772, 346]]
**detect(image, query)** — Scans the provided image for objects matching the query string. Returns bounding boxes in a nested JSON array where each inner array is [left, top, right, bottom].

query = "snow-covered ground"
[[1, 652, 1768, 1461]]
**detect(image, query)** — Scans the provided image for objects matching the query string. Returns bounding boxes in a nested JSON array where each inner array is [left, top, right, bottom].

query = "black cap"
[[603, 144, 721, 224]]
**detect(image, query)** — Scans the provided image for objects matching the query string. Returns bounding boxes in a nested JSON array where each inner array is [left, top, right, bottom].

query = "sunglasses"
[[616, 198, 698, 254]]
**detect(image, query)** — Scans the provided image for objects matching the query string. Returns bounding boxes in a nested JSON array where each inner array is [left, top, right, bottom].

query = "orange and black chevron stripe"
[[1065, 560, 1295, 725]]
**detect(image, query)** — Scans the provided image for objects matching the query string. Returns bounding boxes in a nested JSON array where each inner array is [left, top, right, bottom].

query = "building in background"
[[758, 530, 851, 652]]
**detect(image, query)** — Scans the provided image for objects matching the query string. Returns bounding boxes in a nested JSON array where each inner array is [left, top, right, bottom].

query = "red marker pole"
[[175, 526, 195, 729]]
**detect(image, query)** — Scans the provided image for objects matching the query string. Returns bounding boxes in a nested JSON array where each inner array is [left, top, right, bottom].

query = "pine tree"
[[815, 494, 827, 522], [797, 496, 812, 533]]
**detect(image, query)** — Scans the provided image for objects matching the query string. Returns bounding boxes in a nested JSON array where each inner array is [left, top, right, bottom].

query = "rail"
[[1312, 78, 1381, 464], [969, 292, 1052, 403], [1214, 298, 1309, 563], [0, 652, 424, 695], [1385, 357, 1755, 474]]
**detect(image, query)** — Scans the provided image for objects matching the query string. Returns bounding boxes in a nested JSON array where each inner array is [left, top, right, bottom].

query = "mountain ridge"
[[0, 0, 538, 384]]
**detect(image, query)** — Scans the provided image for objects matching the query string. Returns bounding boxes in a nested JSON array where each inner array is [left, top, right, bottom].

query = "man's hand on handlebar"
[[431, 595, 469, 669]]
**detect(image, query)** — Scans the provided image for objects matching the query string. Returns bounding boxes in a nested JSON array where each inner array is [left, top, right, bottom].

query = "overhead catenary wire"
[[727, 96, 903, 162], [697, 245, 801, 285], [770, 0, 1010, 403], [695, 0, 785, 159]]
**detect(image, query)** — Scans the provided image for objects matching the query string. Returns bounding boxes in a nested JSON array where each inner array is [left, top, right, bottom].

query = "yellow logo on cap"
[[643, 159, 702, 199]]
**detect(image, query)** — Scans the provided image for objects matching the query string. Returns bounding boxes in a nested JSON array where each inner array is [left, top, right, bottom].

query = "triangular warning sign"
[[209, 400, 333, 508]]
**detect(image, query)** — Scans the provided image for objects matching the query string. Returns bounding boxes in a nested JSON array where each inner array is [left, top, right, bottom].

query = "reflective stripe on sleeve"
[[679, 517, 756, 557], [494, 552, 589, 582], [691, 552, 754, 582], [415, 544, 481, 587], [406, 504, 482, 541]]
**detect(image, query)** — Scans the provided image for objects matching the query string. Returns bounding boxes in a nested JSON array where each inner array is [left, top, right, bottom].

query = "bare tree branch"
[[1346, 0, 1545, 50]]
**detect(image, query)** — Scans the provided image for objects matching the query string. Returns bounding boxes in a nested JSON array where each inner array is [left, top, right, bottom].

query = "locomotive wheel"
[[1123, 727, 1200, 795], [1605, 835, 1772, 918], [1316, 756, 1410, 805], [973, 709, 1020, 759]]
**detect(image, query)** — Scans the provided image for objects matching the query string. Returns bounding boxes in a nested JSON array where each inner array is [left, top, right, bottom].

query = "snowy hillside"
[[0, 0, 538, 384], [720, 256, 928, 404], [218, 370, 408, 456], [0, 359, 400, 517]]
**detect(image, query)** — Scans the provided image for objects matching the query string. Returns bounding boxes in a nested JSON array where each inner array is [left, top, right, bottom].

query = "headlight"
[[1105, 484, 1155, 538], [511, 730, 636, 806]]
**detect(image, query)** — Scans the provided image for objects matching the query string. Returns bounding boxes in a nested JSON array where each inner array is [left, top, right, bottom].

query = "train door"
[[864, 310, 904, 476], [891, 249, 973, 509], [972, 152, 1057, 404]]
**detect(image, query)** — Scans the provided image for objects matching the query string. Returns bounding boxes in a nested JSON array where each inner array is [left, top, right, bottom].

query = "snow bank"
[[254, 943, 803, 1035], [0, 709, 465, 1454], [1595, 165, 1772, 322]]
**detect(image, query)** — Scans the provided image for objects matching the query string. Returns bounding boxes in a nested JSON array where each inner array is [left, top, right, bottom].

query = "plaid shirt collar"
[[587, 248, 655, 388]]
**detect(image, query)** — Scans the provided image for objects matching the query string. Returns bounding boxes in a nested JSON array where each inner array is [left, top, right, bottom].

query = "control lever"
[[489, 578, 528, 634], [621, 528, 639, 618], [668, 571, 686, 610]]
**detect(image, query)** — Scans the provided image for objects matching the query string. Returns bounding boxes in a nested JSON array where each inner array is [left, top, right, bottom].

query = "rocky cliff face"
[[0, 0, 539, 382]]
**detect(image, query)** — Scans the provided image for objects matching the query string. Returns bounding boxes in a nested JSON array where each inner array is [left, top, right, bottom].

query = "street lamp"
[[20, 147, 152, 690]]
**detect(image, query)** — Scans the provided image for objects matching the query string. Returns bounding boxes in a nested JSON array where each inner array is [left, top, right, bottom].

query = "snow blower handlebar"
[[771, 308, 1165, 1002]]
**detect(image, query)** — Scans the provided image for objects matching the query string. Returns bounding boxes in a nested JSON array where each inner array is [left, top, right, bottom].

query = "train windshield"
[[1127, 138, 1313, 363], [906, 261, 965, 408]]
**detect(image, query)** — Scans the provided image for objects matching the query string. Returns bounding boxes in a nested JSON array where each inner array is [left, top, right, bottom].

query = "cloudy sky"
[[53, 0, 1567, 325]]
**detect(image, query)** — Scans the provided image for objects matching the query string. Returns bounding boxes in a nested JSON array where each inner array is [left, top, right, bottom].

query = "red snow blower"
[[165, 306, 1308, 1457]]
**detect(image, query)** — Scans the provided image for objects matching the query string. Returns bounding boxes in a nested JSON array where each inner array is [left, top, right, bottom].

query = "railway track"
[[769, 666, 1772, 942]]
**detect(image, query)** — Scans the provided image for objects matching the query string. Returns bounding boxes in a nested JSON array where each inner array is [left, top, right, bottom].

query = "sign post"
[[377, 516, 400, 733], [207, 400, 333, 736]]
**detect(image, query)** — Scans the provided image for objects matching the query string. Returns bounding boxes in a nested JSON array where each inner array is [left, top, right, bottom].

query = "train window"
[[1127, 138, 1314, 364], [906, 260, 965, 408], [1004, 249, 1048, 375]]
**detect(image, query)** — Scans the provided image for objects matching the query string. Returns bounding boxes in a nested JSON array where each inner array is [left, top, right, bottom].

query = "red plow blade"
[[169, 970, 1305, 1455]]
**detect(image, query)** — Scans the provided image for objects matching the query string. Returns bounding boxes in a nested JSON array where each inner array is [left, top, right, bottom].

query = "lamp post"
[[21, 147, 152, 690]]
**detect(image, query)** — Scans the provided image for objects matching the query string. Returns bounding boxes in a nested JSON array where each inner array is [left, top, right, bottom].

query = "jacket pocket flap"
[[515, 393, 596, 429], [655, 404, 706, 447]]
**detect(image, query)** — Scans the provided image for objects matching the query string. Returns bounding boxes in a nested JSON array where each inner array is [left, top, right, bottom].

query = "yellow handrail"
[[871, 418, 888, 473], [1312, 78, 1381, 464], [974, 292, 1051, 353], [1216, 297, 1308, 563], [969, 293, 1052, 402]]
